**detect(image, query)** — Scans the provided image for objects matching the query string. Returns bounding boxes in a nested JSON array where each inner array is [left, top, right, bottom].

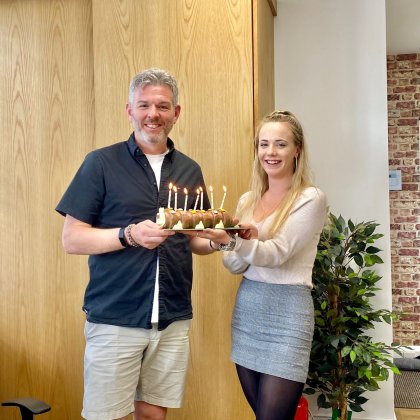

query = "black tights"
[[236, 364, 304, 420]]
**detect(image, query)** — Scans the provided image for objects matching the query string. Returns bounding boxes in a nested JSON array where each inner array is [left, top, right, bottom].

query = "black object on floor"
[[2, 398, 51, 419]]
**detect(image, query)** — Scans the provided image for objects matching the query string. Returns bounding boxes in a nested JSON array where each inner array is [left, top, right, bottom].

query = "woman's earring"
[[294, 156, 298, 172]]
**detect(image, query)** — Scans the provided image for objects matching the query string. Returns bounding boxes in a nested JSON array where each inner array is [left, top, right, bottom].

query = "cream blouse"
[[223, 187, 327, 288]]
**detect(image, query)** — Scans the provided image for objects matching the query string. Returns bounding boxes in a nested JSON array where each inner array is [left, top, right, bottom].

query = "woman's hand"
[[183, 228, 231, 246], [236, 224, 258, 240]]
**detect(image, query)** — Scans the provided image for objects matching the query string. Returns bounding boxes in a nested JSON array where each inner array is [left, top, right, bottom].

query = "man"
[[56, 68, 230, 420]]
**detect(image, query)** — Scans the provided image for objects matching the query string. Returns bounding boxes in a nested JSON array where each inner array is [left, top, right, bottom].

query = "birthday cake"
[[156, 208, 237, 230]]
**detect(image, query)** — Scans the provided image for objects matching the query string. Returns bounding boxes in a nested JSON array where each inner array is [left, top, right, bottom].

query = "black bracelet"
[[209, 240, 219, 251], [118, 227, 128, 248]]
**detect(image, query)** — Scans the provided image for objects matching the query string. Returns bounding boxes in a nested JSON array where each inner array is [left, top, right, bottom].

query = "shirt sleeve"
[[229, 188, 327, 269], [55, 151, 105, 224]]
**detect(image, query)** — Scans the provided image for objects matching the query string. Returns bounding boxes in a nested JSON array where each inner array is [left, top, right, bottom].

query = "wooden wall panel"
[[0, 1, 94, 419], [253, 0, 276, 126], [1, 1, 273, 418], [92, 1, 254, 419]]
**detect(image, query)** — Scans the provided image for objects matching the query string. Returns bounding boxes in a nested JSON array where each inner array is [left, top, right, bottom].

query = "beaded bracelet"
[[125, 224, 141, 247]]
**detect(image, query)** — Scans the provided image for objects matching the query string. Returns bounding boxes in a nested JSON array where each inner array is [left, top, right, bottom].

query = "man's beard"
[[140, 129, 166, 144], [136, 120, 174, 145]]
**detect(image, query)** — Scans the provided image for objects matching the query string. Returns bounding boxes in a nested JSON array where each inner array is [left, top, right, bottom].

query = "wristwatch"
[[218, 234, 237, 251], [118, 227, 128, 248]]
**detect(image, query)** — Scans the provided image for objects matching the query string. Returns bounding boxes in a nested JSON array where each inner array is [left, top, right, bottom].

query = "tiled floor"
[[395, 408, 420, 420]]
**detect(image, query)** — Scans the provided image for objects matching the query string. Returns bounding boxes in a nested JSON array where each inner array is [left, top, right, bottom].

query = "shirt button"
[[135, 149, 140, 156], [143, 163, 147, 167]]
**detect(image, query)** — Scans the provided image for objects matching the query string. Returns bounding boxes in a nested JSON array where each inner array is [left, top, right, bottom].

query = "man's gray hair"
[[128, 68, 179, 106]]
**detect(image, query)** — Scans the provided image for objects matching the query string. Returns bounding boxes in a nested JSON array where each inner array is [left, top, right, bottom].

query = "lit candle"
[[173, 186, 178, 210], [200, 186, 203, 210], [220, 185, 227, 209], [168, 182, 173, 208], [209, 185, 214, 209], [183, 188, 188, 211], [193, 188, 200, 211]]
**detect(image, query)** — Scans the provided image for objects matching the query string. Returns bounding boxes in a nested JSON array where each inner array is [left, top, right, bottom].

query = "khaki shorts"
[[81, 319, 191, 420]]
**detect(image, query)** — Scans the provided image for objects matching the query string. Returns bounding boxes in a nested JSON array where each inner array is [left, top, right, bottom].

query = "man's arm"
[[62, 215, 124, 255], [62, 215, 175, 255]]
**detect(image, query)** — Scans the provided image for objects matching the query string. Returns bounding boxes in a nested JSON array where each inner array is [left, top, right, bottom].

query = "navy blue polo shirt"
[[56, 133, 210, 330]]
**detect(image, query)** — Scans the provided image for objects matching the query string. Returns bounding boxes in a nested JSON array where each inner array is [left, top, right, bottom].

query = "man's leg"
[[135, 320, 191, 413], [113, 401, 167, 420], [82, 322, 150, 420], [134, 401, 167, 420]]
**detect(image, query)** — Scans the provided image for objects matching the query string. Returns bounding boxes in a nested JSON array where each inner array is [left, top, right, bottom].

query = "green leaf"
[[349, 402, 364, 412], [330, 337, 340, 348], [370, 255, 384, 264], [341, 346, 352, 357], [362, 351, 372, 364], [366, 246, 381, 254], [391, 366, 400, 374], [364, 225, 376, 236], [353, 253, 364, 267], [350, 350, 357, 363], [364, 254, 373, 266], [354, 396, 369, 404]]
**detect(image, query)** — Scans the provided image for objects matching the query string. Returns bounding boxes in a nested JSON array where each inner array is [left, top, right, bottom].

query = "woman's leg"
[[235, 364, 261, 413], [235, 364, 304, 420], [256, 374, 304, 420]]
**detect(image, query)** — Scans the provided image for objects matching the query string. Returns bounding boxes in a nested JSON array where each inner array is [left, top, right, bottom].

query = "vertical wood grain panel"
[[1, 0, 273, 418], [0, 1, 94, 418], [92, 1, 254, 419], [253, 0, 275, 127]]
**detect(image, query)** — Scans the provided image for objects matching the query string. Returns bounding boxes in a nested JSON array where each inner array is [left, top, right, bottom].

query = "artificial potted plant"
[[304, 213, 402, 420]]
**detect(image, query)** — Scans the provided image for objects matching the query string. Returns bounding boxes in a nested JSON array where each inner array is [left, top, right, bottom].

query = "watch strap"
[[118, 227, 128, 247]]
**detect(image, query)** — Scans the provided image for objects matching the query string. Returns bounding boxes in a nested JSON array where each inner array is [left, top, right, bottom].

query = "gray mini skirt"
[[231, 278, 314, 383]]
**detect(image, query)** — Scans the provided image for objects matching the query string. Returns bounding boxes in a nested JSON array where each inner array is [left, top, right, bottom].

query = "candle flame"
[[199, 186, 203, 192], [196, 188, 200, 194], [173, 186, 177, 192], [184, 188, 188, 194], [223, 185, 227, 192], [169, 182, 173, 189], [209, 185, 213, 192]]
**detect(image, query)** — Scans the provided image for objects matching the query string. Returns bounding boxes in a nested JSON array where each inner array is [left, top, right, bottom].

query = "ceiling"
[[386, 0, 420, 54]]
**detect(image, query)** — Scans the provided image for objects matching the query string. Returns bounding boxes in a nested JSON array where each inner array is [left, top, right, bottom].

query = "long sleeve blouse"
[[223, 187, 327, 288]]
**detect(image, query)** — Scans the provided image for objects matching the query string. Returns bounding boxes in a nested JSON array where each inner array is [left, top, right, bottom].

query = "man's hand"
[[129, 220, 175, 249]]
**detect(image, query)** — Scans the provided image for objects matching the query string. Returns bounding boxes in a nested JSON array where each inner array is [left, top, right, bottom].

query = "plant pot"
[[332, 408, 352, 420]]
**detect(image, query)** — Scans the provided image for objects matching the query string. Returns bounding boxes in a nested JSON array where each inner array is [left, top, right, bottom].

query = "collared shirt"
[[56, 133, 210, 330]]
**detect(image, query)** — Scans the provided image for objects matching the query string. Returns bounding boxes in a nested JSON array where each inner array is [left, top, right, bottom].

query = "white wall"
[[274, 1, 394, 419], [386, 0, 420, 53]]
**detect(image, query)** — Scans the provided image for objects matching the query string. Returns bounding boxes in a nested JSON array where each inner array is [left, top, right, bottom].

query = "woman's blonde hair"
[[236, 110, 313, 236]]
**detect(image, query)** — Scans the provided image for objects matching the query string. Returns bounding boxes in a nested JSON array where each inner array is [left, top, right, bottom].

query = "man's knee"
[[134, 401, 167, 420]]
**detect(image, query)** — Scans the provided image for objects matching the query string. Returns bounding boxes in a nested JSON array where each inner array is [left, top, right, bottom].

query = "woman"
[[221, 110, 327, 419]]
